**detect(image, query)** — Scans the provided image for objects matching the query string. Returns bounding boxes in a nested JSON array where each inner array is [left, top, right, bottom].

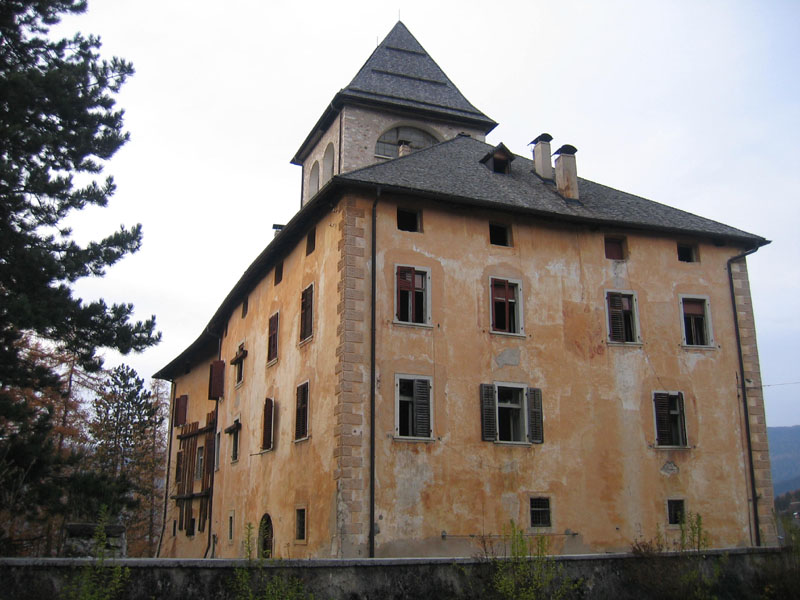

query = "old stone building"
[[155, 22, 776, 559]]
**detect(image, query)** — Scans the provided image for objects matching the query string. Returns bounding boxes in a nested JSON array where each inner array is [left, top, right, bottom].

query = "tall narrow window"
[[274, 261, 283, 285], [681, 297, 711, 346], [225, 419, 241, 461], [295, 382, 309, 440], [306, 227, 316, 255], [258, 514, 273, 558], [309, 162, 319, 196], [241, 296, 248, 318], [300, 285, 313, 341], [654, 392, 687, 447], [174, 395, 188, 427], [606, 291, 638, 343], [208, 360, 225, 400], [215, 432, 220, 470], [228, 511, 235, 542], [262, 398, 275, 451], [195, 446, 204, 480], [231, 343, 247, 385], [267, 313, 279, 362], [322, 143, 334, 183], [491, 278, 523, 334], [668, 499, 685, 525], [395, 375, 432, 438], [396, 266, 429, 324], [295, 508, 307, 541]]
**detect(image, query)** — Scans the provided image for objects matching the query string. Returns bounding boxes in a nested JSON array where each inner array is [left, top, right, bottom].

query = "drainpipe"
[[727, 247, 761, 546], [369, 187, 381, 558], [156, 378, 176, 558]]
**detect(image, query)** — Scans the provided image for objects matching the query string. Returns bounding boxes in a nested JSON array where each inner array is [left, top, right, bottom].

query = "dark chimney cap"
[[554, 144, 578, 156], [272, 224, 285, 231], [529, 133, 553, 145]]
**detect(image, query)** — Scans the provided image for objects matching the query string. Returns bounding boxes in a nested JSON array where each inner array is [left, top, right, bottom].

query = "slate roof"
[[338, 134, 767, 246], [292, 22, 496, 164]]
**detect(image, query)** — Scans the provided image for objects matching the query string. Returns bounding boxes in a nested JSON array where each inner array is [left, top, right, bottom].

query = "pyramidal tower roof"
[[292, 22, 496, 165]]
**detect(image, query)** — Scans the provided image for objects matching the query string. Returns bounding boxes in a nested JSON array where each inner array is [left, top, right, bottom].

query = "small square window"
[[274, 261, 283, 285], [295, 508, 307, 541], [605, 237, 625, 260], [530, 497, 551, 528], [306, 228, 316, 255], [667, 499, 685, 525], [677, 244, 698, 263], [397, 208, 421, 232], [489, 223, 511, 246]]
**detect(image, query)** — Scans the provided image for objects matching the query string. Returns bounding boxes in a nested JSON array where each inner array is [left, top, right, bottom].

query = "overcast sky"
[[54, 0, 799, 426]]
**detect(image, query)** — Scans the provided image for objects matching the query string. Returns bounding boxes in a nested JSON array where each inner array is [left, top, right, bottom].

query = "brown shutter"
[[268, 314, 279, 362], [397, 267, 413, 320], [208, 360, 225, 400], [174, 395, 188, 426], [676, 392, 687, 446], [295, 384, 308, 440], [528, 388, 543, 444], [480, 384, 497, 441], [262, 398, 275, 450], [683, 299, 705, 315], [654, 392, 672, 445], [301, 286, 313, 340], [413, 379, 431, 438], [607, 293, 625, 342]]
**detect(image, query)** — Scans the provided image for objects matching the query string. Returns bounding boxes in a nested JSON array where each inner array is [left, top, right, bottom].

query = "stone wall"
[[1, 547, 792, 600]]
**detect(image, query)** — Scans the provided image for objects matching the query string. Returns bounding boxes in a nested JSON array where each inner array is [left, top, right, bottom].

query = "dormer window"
[[480, 143, 515, 174], [376, 126, 438, 159]]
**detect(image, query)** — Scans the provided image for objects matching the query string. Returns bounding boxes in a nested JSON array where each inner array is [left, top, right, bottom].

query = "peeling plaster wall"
[[366, 194, 767, 557]]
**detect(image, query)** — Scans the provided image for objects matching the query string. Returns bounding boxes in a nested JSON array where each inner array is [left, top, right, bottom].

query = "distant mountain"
[[767, 426, 800, 497]]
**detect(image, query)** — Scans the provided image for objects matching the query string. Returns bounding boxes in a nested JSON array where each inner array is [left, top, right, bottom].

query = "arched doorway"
[[258, 513, 273, 558]]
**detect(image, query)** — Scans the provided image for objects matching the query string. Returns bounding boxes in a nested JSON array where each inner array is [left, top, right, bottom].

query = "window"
[[173, 394, 188, 427], [397, 207, 421, 232], [241, 296, 248, 318], [274, 261, 283, 285], [395, 266, 430, 325], [295, 382, 309, 440], [309, 161, 319, 196], [680, 296, 712, 346], [195, 446, 204, 480], [258, 514, 273, 558], [677, 243, 698, 263], [667, 499, 685, 525], [231, 343, 247, 385], [606, 291, 639, 343], [395, 375, 432, 439], [306, 227, 316, 255], [604, 236, 625, 260], [208, 360, 225, 400], [530, 497, 551, 528], [490, 278, 523, 334], [262, 397, 275, 451], [654, 392, 687, 447], [228, 510, 235, 542], [480, 384, 543, 444], [295, 507, 307, 542], [300, 285, 313, 341], [490, 223, 511, 246], [375, 126, 437, 158], [224, 419, 241, 461], [267, 313, 279, 362]]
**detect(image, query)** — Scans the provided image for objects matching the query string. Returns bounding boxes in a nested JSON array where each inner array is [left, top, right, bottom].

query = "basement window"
[[489, 223, 512, 247], [397, 208, 421, 232], [677, 243, 698, 263], [195, 446, 204, 480], [667, 499, 685, 525], [530, 497, 552, 528]]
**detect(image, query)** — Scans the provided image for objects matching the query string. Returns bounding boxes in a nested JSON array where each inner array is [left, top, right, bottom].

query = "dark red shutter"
[[528, 388, 543, 444], [480, 384, 497, 441], [397, 267, 413, 320], [683, 299, 705, 315], [263, 398, 275, 450], [295, 384, 308, 440], [607, 293, 625, 342], [208, 360, 225, 400], [301, 287, 313, 340], [268, 314, 279, 362], [174, 395, 188, 426], [654, 392, 671, 445], [605, 238, 624, 259]]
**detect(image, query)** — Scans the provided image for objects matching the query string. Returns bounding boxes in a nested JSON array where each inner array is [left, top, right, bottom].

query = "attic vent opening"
[[481, 143, 514, 175], [376, 126, 438, 159]]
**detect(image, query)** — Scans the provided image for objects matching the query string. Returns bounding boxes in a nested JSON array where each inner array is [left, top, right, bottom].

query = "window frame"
[[653, 391, 688, 448], [300, 284, 314, 343], [224, 418, 241, 462], [480, 382, 543, 445], [295, 381, 310, 442], [529, 496, 552, 529], [394, 265, 432, 327], [267, 312, 279, 364], [194, 446, 204, 480], [394, 374, 433, 440], [397, 207, 422, 232], [489, 223, 512, 247], [605, 289, 641, 344], [667, 498, 686, 527], [295, 506, 308, 544], [679, 294, 714, 348], [489, 277, 525, 336], [604, 236, 626, 260], [677, 243, 699, 263], [231, 342, 248, 387]]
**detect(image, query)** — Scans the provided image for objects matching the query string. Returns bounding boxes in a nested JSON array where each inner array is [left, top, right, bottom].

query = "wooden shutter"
[[413, 379, 431, 438], [480, 384, 497, 441], [208, 360, 225, 400], [654, 392, 672, 445], [607, 293, 625, 342], [262, 398, 275, 450], [682, 299, 705, 316], [676, 392, 687, 446], [174, 395, 188, 426], [301, 286, 313, 340], [295, 384, 308, 440], [528, 387, 543, 444], [268, 314, 279, 362], [397, 267, 414, 320]]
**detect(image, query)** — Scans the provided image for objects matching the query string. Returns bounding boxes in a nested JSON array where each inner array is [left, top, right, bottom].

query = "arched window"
[[258, 513, 273, 558], [322, 143, 334, 184], [309, 161, 320, 196], [375, 126, 438, 159]]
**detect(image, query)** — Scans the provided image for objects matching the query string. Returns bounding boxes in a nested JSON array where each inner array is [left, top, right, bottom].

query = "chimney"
[[554, 144, 579, 200], [397, 140, 412, 157], [530, 133, 553, 180], [272, 224, 285, 238]]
